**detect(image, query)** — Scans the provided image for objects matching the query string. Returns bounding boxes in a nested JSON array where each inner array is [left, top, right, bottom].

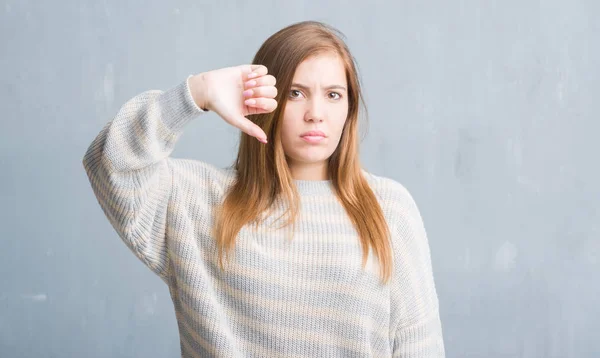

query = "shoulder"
[[361, 169, 421, 215], [363, 171, 432, 262], [361, 169, 428, 244]]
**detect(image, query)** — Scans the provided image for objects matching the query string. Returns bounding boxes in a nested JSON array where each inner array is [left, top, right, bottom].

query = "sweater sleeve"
[[390, 185, 445, 357], [82, 75, 207, 283]]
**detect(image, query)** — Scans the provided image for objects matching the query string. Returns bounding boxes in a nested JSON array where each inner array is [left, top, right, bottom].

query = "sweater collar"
[[293, 178, 334, 196], [223, 168, 334, 196]]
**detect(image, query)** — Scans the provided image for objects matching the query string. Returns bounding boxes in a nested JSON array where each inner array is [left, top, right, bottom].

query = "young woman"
[[83, 21, 445, 357]]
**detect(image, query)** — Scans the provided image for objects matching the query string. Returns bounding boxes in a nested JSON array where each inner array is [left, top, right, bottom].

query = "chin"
[[290, 151, 332, 164]]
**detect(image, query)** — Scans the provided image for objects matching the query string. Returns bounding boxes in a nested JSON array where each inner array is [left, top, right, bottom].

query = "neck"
[[287, 159, 329, 181]]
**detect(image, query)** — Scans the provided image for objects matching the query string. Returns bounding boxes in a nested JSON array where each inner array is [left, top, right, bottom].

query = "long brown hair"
[[212, 21, 393, 284]]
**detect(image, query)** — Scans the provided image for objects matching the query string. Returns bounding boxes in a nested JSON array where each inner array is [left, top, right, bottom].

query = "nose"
[[304, 97, 325, 123]]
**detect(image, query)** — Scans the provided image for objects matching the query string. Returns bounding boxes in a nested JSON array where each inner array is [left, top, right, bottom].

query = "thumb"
[[232, 114, 268, 143]]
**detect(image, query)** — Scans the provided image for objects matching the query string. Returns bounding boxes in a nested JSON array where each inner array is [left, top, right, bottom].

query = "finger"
[[244, 98, 277, 112], [244, 74, 276, 89], [241, 64, 268, 80], [247, 64, 268, 79], [242, 86, 278, 99], [249, 106, 278, 115]]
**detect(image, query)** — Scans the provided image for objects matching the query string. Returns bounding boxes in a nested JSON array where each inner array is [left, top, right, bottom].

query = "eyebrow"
[[291, 83, 347, 92]]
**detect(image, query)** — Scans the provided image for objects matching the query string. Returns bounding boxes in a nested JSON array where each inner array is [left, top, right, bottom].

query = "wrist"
[[189, 73, 211, 111]]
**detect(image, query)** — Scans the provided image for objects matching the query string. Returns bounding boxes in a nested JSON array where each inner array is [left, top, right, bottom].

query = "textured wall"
[[1, 1, 598, 357]]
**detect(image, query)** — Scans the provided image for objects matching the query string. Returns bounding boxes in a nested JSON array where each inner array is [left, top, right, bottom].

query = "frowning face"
[[280, 53, 349, 179]]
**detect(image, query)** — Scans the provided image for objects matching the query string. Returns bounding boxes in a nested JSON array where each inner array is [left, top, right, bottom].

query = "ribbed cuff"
[[394, 311, 445, 357]]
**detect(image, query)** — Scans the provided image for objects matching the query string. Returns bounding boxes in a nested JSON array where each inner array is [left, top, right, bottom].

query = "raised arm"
[[82, 65, 277, 283], [82, 76, 206, 282]]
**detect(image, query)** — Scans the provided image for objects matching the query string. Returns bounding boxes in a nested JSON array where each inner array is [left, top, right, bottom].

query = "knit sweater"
[[82, 75, 445, 358]]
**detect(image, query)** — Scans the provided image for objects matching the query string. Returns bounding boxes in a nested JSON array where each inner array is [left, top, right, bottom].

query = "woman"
[[83, 20, 445, 357]]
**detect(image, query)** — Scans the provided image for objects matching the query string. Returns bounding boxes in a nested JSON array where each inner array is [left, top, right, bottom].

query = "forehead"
[[293, 53, 347, 84]]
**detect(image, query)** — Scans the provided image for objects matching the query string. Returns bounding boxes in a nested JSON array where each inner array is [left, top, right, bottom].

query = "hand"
[[189, 65, 277, 143]]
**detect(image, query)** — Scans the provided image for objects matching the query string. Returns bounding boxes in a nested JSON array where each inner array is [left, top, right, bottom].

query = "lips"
[[300, 130, 326, 138], [300, 130, 326, 144]]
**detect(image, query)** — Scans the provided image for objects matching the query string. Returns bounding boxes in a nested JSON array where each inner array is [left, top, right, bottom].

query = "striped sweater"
[[82, 75, 445, 357]]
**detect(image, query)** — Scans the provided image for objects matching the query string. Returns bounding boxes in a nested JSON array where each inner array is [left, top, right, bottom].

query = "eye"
[[289, 89, 303, 98], [329, 92, 342, 100]]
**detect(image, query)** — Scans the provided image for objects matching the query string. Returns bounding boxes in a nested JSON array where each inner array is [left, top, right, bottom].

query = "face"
[[280, 53, 349, 179]]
